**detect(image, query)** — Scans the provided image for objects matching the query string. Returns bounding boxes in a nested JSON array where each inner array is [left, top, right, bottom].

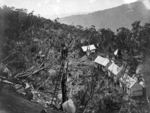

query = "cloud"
[[51, 4, 60, 15], [56, 0, 61, 3], [0, 0, 4, 6], [37, 3, 42, 7], [89, 0, 96, 4], [122, 0, 138, 3], [44, 0, 50, 5], [142, 0, 150, 9]]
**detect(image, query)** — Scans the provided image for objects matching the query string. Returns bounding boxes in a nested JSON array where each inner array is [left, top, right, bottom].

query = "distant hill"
[[44, 11, 89, 20], [59, 1, 150, 31]]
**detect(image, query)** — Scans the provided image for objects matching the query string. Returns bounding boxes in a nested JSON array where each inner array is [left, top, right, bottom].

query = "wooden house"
[[128, 82, 144, 97], [108, 62, 123, 75], [94, 56, 110, 66], [81, 44, 96, 53], [120, 74, 144, 97]]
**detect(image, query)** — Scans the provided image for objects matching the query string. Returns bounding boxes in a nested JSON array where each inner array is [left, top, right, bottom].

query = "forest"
[[0, 5, 150, 113]]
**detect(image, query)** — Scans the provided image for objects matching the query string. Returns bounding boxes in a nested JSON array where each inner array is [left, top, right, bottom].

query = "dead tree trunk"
[[61, 73, 67, 103], [60, 60, 68, 110]]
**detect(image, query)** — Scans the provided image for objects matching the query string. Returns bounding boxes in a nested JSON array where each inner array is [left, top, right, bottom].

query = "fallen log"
[[15, 63, 45, 78], [14, 56, 58, 78]]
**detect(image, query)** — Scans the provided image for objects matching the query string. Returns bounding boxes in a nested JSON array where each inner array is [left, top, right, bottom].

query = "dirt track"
[[0, 82, 61, 113]]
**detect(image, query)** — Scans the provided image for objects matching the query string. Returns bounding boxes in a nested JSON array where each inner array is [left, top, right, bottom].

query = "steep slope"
[[59, 1, 150, 31], [0, 82, 61, 113]]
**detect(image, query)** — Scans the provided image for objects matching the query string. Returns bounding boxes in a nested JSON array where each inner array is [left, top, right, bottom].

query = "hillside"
[[59, 1, 150, 31], [0, 82, 61, 113], [0, 5, 150, 113]]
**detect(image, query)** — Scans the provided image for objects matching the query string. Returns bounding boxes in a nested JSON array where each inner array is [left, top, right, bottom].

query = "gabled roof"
[[130, 82, 143, 91], [120, 74, 137, 88], [114, 49, 118, 56], [81, 44, 96, 52], [94, 56, 110, 66], [139, 81, 146, 88], [108, 62, 122, 75], [129, 82, 143, 97], [132, 75, 138, 81]]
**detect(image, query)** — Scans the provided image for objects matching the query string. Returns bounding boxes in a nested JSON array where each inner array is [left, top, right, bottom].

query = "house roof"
[[94, 56, 110, 66], [81, 44, 96, 52], [108, 62, 122, 75], [139, 81, 146, 88], [120, 74, 137, 88], [130, 82, 143, 91], [114, 49, 118, 56], [130, 82, 143, 97], [132, 75, 138, 82]]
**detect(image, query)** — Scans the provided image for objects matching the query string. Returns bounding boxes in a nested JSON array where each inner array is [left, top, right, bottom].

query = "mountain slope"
[[59, 1, 150, 31], [0, 82, 61, 113]]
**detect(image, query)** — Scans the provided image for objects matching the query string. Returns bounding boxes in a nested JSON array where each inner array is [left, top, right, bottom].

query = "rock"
[[58, 93, 62, 100], [25, 83, 30, 89], [0, 65, 12, 79], [62, 99, 76, 113], [48, 69, 56, 76]]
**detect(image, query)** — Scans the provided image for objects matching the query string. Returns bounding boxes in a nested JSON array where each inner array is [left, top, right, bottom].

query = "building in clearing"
[[81, 44, 96, 53], [94, 56, 110, 66], [128, 82, 144, 97], [120, 74, 145, 97]]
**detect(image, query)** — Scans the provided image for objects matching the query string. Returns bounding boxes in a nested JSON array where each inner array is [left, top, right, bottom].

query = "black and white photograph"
[[0, 0, 150, 113]]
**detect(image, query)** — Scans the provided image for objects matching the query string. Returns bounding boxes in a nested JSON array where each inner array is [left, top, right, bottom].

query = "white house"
[[81, 44, 96, 53], [129, 82, 144, 97], [120, 74, 137, 89], [94, 56, 110, 66], [119, 74, 144, 97], [108, 62, 122, 75], [114, 49, 118, 56]]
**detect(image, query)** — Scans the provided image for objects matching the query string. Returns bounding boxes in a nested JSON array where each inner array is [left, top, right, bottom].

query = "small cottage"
[[94, 56, 110, 66], [81, 44, 96, 53], [128, 82, 144, 97], [119, 74, 136, 92], [120, 74, 144, 97], [107, 62, 122, 75]]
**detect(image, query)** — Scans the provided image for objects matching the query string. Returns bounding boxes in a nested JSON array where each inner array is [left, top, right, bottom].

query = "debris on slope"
[[0, 82, 62, 113]]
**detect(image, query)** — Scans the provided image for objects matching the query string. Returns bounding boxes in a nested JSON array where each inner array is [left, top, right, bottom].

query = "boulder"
[[62, 99, 76, 113], [48, 69, 56, 76]]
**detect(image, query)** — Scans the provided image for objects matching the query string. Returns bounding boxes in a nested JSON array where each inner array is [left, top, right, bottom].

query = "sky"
[[0, 0, 147, 19]]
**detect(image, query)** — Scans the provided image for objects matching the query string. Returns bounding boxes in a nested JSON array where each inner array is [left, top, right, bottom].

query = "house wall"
[[130, 90, 143, 97], [129, 83, 143, 97]]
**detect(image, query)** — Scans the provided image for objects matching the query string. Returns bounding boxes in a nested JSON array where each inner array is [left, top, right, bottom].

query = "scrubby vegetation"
[[0, 5, 150, 113]]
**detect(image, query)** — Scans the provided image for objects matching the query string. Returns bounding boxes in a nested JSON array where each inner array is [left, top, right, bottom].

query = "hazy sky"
[[0, 0, 141, 19]]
